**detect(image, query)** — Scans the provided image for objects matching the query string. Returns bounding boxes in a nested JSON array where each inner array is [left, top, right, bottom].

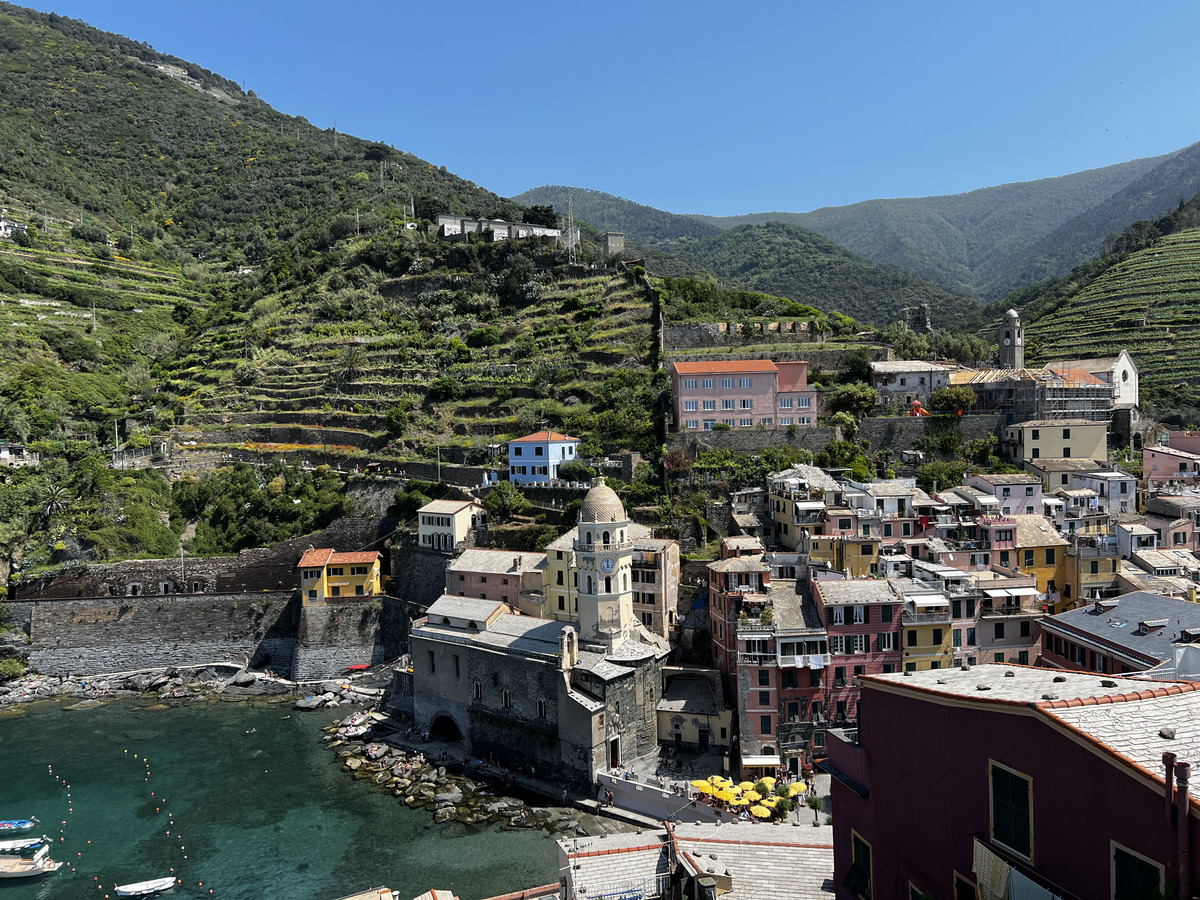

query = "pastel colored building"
[[827, 665, 1200, 900], [670, 359, 816, 431], [444, 548, 546, 615], [1144, 444, 1200, 484], [297, 549, 381, 603], [869, 360, 954, 405], [1001, 418, 1109, 463], [507, 430, 581, 485], [417, 499, 487, 552], [963, 472, 1043, 517]]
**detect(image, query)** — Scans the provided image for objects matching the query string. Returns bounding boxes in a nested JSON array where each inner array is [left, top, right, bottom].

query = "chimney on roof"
[[513, 556, 520, 572]]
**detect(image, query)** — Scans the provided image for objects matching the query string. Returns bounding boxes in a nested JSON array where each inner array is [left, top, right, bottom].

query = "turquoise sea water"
[[0, 698, 558, 900]]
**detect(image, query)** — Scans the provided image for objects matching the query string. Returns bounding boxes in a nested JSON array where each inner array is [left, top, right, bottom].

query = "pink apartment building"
[[671, 359, 817, 431]]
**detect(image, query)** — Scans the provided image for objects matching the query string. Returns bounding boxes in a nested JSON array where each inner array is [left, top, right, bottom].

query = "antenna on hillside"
[[566, 192, 577, 267]]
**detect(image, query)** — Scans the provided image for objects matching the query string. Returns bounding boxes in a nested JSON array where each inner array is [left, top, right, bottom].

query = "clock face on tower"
[[600, 558, 615, 574]]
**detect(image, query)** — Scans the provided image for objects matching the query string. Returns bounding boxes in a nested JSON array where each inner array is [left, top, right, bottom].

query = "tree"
[[522, 205, 558, 228], [466, 326, 503, 348], [384, 406, 409, 438], [929, 385, 977, 415], [484, 480, 530, 521], [556, 461, 595, 483], [915, 460, 966, 493], [825, 383, 878, 419], [841, 349, 872, 385]]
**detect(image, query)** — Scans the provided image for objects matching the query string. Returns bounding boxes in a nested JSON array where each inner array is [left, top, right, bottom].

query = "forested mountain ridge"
[[667, 222, 984, 331], [512, 186, 725, 245], [522, 148, 1200, 301]]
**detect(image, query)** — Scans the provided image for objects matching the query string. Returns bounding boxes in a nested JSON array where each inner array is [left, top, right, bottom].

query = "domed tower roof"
[[1005, 308, 1020, 319], [579, 477, 626, 523]]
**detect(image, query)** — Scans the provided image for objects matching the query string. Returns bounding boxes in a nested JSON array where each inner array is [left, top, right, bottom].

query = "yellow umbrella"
[[695, 783, 715, 794], [729, 796, 750, 806], [759, 775, 777, 785], [708, 775, 731, 787], [749, 805, 771, 818], [690, 780, 712, 790], [738, 781, 757, 792], [714, 789, 737, 802], [789, 783, 807, 796], [760, 796, 778, 807]]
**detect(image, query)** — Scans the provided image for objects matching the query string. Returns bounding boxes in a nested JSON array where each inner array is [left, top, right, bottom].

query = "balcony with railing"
[[901, 609, 952, 625], [778, 653, 830, 669], [573, 538, 634, 553], [738, 651, 778, 666], [980, 603, 1042, 618]]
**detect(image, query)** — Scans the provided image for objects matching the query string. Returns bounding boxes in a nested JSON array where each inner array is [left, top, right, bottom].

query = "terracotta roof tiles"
[[672, 360, 779, 375]]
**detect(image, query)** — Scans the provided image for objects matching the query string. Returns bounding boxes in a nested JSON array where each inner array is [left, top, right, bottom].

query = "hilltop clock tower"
[[573, 478, 636, 650], [999, 308, 1024, 370]]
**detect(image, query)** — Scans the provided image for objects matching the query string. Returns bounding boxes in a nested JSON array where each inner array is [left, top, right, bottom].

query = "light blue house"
[[507, 430, 581, 485]]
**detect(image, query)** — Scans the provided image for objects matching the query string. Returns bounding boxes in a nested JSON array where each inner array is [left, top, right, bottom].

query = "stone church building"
[[404, 480, 670, 788]]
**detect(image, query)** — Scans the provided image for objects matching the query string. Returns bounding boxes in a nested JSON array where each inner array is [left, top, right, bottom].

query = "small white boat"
[[0, 845, 63, 878], [0, 834, 49, 854], [115, 875, 178, 896]]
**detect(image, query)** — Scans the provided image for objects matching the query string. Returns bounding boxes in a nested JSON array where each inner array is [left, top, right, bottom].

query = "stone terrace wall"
[[26, 591, 299, 677], [668, 426, 838, 455], [856, 414, 1002, 454]]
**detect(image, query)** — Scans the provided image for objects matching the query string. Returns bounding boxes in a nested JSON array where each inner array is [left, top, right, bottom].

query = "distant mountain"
[[511, 186, 723, 245], [983, 142, 1200, 297], [690, 153, 1187, 299], [676, 221, 983, 330], [524, 148, 1200, 301]]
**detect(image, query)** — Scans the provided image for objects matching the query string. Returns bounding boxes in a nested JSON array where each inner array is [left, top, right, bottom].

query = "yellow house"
[[808, 534, 880, 577], [297, 549, 382, 604], [1002, 419, 1108, 464], [984, 514, 1069, 610], [899, 588, 954, 672]]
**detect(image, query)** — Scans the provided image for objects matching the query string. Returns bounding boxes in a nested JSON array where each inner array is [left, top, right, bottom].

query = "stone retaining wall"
[[26, 591, 299, 676], [668, 426, 839, 454]]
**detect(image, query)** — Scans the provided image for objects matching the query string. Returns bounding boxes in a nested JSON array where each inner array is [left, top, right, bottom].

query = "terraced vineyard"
[[1027, 228, 1200, 397], [166, 258, 661, 461]]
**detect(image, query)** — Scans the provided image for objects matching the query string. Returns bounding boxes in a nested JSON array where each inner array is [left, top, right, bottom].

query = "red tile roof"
[[510, 431, 579, 443], [672, 360, 778, 375], [297, 549, 380, 568]]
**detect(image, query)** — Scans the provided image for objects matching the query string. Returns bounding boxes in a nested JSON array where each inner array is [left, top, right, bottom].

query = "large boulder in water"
[[295, 696, 324, 711], [231, 672, 257, 687], [434, 787, 463, 805]]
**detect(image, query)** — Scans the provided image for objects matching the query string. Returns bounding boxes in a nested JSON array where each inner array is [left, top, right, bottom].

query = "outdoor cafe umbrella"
[[738, 781, 757, 792], [759, 775, 777, 785], [714, 789, 737, 802], [749, 805, 771, 818], [729, 796, 750, 806], [788, 783, 807, 797], [691, 781, 715, 794]]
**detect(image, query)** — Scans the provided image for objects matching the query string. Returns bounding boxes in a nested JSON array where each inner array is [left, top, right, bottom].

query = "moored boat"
[[0, 834, 49, 854], [0, 818, 37, 834], [0, 845, 63, 878], [115, 875, 179, 896]]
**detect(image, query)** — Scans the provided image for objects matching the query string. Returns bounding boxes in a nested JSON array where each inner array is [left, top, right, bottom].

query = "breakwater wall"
[[17, 593, 413, 681]]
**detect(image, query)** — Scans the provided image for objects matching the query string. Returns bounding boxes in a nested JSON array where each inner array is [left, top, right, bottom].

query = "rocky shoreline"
[[321, 712, 618, 837], [0, 666, 381, 709]]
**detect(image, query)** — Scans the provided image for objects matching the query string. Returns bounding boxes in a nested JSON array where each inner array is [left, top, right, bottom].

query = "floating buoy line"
[[47, 748, 212, 896]]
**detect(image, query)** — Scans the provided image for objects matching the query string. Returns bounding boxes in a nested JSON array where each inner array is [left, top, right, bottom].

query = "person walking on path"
[[561, 788, 568, 805]]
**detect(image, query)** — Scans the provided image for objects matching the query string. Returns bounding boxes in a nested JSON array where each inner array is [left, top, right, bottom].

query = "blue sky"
[[31, 1, 1200, 217]]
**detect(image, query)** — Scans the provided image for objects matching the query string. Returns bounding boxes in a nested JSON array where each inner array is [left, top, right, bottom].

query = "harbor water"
[[0, 698, 559, 900]]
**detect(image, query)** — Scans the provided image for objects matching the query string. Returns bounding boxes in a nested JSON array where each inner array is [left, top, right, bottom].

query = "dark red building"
[[826, 664, 1200, 899]]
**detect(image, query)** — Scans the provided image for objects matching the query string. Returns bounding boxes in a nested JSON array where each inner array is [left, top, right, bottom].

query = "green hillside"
[[670, 222, 984, 330], [511, 186, 724, 245], [693, 154, 1175, 298], [1021, 194, 1200, 421]]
